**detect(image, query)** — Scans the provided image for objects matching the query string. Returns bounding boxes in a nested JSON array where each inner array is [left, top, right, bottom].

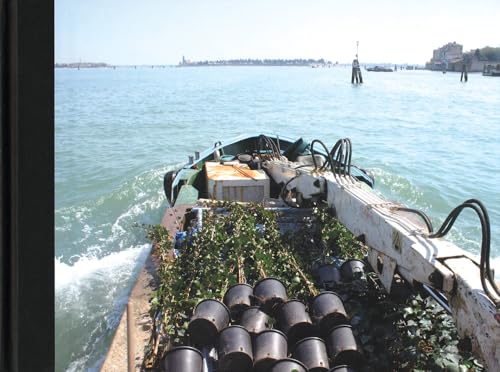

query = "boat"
[[164, 134, 374, 207], [483, 64, 500, 77], [102, 133, 499, 371], [366, 66, 393, 72]]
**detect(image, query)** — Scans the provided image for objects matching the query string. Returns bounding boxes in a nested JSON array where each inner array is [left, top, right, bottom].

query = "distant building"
[[425, 42, 498, 72], [461, 49, 492, 72], [425, 42, 463, 71]]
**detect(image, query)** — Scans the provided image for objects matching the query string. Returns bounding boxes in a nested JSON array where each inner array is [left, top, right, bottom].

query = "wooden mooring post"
[[351, 41, 363, 84], [351, 56, 363, 84], [461, 62, 468, 82]]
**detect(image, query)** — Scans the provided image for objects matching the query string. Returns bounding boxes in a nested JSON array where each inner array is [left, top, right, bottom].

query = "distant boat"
[[366, 66, 393, 72], [483, 64, 500, 77]]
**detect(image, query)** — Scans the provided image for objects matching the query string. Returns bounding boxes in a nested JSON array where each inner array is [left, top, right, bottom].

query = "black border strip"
[[2, 0, 54, 371]]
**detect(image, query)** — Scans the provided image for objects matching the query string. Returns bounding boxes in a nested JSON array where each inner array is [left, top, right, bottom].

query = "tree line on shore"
[[180, 58, 333, 66], [465, 46, 500, 62], [55, 62, 110, 68]]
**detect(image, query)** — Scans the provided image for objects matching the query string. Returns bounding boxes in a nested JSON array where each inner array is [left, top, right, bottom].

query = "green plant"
[[142, 203, 483, 371]]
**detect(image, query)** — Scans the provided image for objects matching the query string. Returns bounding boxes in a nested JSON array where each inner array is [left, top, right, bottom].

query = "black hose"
[[265, 136, 278, 159], [325, 139, 341, 173], [396, 207, 434, 233], [259, 135, 281, 159], [334, 139, 345, 175], [280, 175, 300, 208], [428, 199, 499, 306], [310, 139, 334, 172], [340, 139, 348, 176], [327, 138, 353, 178], [268, 136, 281, 159], [345, 138, 353, 178]]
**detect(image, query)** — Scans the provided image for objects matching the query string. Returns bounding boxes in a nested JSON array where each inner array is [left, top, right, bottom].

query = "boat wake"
[[55, 244, 150, 371], [54, 165, 178, 371]]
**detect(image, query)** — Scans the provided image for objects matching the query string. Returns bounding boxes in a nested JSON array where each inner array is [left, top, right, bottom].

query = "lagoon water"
[[55, 66, 500, 371]]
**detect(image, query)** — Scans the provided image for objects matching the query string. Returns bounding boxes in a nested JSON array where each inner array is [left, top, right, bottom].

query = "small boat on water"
[[366, 66, 393, 72], [483, 64, 500, 77], [104, 133, 499, 371]]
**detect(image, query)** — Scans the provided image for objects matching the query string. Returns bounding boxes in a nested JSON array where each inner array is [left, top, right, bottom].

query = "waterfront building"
[[425, 42, 463, 71]]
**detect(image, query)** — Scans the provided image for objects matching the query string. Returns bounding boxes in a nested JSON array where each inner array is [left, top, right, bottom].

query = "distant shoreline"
[[55, 62, 110, 68], [55, 62, 426, 69], [178, 58, 333, 67]]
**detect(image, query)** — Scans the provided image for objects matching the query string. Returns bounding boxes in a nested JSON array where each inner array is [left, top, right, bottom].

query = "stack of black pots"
[[162, 258, 367, 372]]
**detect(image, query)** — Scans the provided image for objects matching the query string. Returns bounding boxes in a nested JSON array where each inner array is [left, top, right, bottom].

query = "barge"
[[366, 66, 393, 72], [483, 64, 500, 77], [102, 133, 499, 371]]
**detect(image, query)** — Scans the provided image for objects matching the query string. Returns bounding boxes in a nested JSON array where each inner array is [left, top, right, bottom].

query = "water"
[[55, 66, 500, 371]]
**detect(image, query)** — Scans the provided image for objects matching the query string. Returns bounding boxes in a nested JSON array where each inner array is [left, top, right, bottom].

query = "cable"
[[395, 207, 434, 233], [345, 138, 355, 182], [310, 139, 334, 173], [280, 175, 301, 208], [326, 138, 354, 181], [260, 135, 281, 160], [428, 199, 500, 307], [258, 135, 277, 159]]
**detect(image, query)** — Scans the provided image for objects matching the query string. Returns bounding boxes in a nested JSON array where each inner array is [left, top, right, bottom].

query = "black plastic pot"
[[314, 264, 342, 289], [217, 325, 253, 372], [162, 346, 203, 372], [325, 325, 363, 368], [339, 259, 365, 281], [188, 299, 230, 346], [253, 277, 288, 314], [253, 329, 288, 372], [270, 358, 308, 372], [328, 366, 356, 372], [239, 306, 272, 336], [223, 283, 253, 317], [310, 291, 348, 336], [277, 299, 315, 347], [292, 337, 330, 372]]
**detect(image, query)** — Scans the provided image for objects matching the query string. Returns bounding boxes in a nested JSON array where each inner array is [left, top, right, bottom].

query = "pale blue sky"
[[55, 0, 500, 65]]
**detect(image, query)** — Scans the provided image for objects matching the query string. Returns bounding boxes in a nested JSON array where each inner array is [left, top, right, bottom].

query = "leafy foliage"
[[466, 46, 500, 61], [143, 202, 318, 368], [142, 202, 483, 371]]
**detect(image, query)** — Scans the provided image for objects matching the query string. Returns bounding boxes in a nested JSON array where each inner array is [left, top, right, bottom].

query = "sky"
[[55, 0, 500, 65]]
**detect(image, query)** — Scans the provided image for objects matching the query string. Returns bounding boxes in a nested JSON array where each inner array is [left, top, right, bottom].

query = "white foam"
[[54, 164, 182, 370], [55, 244, 151, 291]]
